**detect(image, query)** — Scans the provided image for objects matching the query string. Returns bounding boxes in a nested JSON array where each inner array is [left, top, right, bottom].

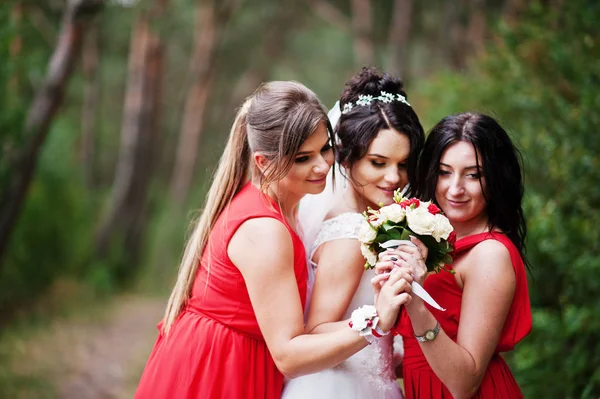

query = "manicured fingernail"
[[391, 256, 398, 262]]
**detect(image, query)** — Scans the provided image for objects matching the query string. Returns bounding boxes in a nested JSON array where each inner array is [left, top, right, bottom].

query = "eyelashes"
[[371, 161, 407, 169], [438, 170, 481, 179], [294, 143, 333, 163]]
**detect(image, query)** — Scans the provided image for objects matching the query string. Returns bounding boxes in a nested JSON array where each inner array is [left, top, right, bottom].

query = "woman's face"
[[278, 122, 334, 197], [349, 128, 411, 209], [435, 140, 487, 226]]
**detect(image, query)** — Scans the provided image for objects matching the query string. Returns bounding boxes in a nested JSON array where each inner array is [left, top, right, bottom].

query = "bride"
[[282, 68, 425, 398]]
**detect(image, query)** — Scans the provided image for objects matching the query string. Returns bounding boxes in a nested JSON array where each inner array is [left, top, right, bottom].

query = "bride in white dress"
[[282, 68, 425, 399]]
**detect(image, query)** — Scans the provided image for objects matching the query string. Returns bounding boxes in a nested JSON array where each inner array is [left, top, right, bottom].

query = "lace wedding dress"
[[282, 212, 404, 399]]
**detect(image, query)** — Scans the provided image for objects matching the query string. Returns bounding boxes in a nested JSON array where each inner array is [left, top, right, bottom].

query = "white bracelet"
[[348, 305, 387, 344]]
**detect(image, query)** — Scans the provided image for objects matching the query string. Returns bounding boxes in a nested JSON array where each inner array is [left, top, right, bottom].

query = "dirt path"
[[10, 295, 165, 399]]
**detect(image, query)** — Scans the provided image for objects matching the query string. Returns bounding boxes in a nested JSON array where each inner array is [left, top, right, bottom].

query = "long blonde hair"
[[162, 81, 331, 334]]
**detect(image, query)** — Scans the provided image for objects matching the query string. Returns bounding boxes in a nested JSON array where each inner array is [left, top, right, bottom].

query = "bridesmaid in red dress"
[[134, 81, 412, 399], [376, 112, 532, 398]]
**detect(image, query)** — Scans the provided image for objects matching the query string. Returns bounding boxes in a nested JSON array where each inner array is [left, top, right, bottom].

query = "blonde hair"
[[162, 81, 330, 334]]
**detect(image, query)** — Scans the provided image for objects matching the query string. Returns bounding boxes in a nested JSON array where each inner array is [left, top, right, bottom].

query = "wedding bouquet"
[[358, 191, 456, 273], [358, 192, 456, 311]]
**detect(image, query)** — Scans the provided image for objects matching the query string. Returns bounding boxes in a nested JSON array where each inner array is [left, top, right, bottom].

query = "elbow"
[[448, 387, 478, 399], [447, 380, 481, 399], [445, 372, 482, 399], [272, 352, 303, 379]]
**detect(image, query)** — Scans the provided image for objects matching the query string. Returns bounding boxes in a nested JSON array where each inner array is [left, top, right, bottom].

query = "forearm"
[[408, 304, 483, 398], [273, 327, 368, 378]]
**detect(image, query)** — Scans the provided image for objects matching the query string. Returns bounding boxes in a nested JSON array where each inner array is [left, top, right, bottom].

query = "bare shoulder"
[[319, 237, 363, 267], [464, 239, 514, 280], [471, 239, 511, 261], [235, 217, 289, 241], [229, 217, 293, 269]]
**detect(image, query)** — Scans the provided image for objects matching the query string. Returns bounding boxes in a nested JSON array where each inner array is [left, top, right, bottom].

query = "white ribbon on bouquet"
[[380, 239, 446, 312]]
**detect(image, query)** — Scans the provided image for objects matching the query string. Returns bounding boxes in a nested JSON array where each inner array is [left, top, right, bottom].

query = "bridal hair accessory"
[[342, 91, 410, 114], [348, 305, 389, 344]]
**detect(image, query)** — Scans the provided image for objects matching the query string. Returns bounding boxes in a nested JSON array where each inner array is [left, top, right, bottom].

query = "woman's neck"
[[263, 183, 302, 228], [451, 214, 490, 240], [340, 184, 371, 214]]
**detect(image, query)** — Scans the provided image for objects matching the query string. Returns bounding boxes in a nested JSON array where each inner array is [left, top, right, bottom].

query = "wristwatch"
[[415, 322, 440, 342]]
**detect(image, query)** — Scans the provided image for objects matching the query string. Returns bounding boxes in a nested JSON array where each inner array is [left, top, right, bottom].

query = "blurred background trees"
[[0, 0, 598, 397]]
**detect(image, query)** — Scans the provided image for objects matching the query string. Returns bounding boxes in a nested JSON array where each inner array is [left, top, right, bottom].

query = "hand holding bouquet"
[[358, 192, 457, 311]]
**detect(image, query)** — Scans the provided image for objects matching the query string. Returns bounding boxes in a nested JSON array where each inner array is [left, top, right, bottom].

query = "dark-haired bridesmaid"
[[378, 112, 532, 398]]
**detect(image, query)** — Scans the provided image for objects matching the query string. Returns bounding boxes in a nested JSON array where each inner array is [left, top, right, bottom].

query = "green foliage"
[[413, 1, 600, 396], [0, 119, 95, 316]]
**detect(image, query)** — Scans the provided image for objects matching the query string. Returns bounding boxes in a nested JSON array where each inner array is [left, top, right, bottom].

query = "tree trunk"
[[0, 0, 103, 269], [95, 13, 164, 263], [467, 0, 486, 56], [440, 0, 466, 70], [386, 0, 413, 78], [169, 0, 237, 205], [80, 22, 101, 189], [304, 0, 351, 32], [350, 0, 374, 67]]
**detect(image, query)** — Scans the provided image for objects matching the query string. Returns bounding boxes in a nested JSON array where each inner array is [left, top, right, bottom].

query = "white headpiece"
[[342, 91, 410, 114]]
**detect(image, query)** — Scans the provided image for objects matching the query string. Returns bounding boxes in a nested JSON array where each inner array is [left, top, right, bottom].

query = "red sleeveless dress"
[[395, 232, 531, 398], [135, 183, 307, 399]]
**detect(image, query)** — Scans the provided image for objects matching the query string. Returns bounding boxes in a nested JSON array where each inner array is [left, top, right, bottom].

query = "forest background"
[[0, 0, 598, 398]]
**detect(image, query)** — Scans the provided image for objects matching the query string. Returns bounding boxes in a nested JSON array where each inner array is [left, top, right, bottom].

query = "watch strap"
[[415, 321, 440, 342]]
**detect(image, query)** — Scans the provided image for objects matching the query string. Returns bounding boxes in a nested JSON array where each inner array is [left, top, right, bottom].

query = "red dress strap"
[[453, 231, 498, 255]]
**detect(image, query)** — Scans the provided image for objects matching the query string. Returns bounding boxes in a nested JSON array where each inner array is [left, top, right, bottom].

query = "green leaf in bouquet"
[[387, 228, 403, 240], [400, 228, 412, 241], [442, 254, 454, 265], [382, 222, 397, 231], [416, 234, 437, 248], [375, 233, 391, 245]]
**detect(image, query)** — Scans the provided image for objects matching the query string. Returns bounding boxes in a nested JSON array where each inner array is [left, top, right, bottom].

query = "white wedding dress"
[[282, 212, 404, 399]]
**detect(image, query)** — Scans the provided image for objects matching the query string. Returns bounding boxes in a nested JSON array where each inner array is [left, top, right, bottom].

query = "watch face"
[[425, 331, 435, 341]]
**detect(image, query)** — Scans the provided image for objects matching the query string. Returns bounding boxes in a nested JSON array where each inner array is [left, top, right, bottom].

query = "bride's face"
[[348, 128, 410, 209], [277, 122, 334, 197]]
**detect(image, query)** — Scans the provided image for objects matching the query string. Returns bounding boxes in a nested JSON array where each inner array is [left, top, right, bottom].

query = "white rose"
[[360, 244, 378, 266], [350, 305, 378, 331], [358, 220, 377, 244], [432, 214, 454, 242], [379, 203, 406, 223], [406, 205, 437, 236], [369, 213, 387, 228]]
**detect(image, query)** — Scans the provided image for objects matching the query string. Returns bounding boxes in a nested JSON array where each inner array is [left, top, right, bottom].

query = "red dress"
[[396, 232, 532, 398], [135, 183, 307, 399]]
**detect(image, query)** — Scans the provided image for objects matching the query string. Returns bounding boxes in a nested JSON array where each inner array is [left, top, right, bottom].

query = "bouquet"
[[358, 192, 457, 311], [359, 192, 456, 273]]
